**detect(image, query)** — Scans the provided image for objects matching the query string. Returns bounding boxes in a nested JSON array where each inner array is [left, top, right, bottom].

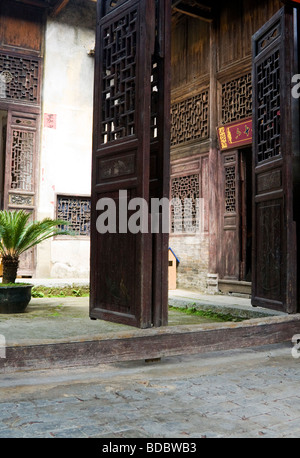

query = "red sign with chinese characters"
[[44, 113, 57, 129], [217, 118, 252, 151]]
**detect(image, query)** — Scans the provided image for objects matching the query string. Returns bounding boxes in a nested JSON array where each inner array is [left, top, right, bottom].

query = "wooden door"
[[220, 149, 241, 280], [90, 0, 171, 328], [240, 148, 252, 282], [3, 109, 39, 276], [252, 6, 299, 313]]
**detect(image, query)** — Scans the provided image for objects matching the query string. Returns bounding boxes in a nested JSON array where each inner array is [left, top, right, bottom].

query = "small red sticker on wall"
[[44, 113, 57, 129]]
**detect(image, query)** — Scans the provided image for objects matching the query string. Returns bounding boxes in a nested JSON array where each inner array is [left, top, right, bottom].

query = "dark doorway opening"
[[240, 147, 252, 282]]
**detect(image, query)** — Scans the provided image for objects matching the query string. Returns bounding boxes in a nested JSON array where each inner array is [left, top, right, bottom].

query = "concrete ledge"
[[168, 296, 286, 319], [1, 314, 299, 373]]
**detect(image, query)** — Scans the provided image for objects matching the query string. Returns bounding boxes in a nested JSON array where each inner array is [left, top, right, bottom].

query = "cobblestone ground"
[[0, 343, 299, 438]]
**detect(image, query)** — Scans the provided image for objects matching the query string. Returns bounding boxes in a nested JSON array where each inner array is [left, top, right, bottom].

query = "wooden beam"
[[14, 0, 49, 8], [173, 3, 213, 22], [50, 0, 69, 16]]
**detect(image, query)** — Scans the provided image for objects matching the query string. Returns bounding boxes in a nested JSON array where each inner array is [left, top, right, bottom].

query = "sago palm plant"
[[0, 210, 70, 284]]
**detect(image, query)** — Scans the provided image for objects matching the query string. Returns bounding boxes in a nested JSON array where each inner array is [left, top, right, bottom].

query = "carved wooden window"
[[57, 195, 91, 237], [221, 73, 252, 124], [11, 128, 35, 192], [101, 8, 137, 143], [171, 90, 209, 146], [256, 50, 281, 163], [224, 155, 237, 213], [170, 174, 200, 233], [0, 52, 40, 104]]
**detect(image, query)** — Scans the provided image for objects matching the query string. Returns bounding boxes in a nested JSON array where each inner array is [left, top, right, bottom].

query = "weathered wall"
[[36, 0, 96, 278], [169, 234, 209, 291]]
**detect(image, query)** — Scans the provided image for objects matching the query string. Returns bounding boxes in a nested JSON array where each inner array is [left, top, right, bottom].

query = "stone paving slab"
[[0, 343, 299, 438], [0, 296, 236, 344]]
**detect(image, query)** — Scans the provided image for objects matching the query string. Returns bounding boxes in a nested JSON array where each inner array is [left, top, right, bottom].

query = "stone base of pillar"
[[207, 273, 219, 294]]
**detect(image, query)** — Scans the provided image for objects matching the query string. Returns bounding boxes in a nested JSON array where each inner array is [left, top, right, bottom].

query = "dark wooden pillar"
[[208, 18, 220, 291]]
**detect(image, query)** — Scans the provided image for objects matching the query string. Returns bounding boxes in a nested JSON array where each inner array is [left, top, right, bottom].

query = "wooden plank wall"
[[0, 1, 45, 55], [171, 0, 283, 153], [170, 0, 284, 286]]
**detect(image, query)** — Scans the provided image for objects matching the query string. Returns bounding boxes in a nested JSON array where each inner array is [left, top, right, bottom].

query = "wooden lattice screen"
[[252, 6, 298, 313], [221, 73, 252, 125], [0, 52, 41, 104], [90, 0, 171, 328]]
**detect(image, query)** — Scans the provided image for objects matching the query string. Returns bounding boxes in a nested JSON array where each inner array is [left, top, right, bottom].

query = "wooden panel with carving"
[[171, 90, 209, 147], [220, 151, 240, 280], [252, 6, 298, 313], [220, 73, 252, 125], [90, 0, 171, 328], [0, 51, 42, 105], [170, 155, 209, 236], [4, 110, 39, 277]]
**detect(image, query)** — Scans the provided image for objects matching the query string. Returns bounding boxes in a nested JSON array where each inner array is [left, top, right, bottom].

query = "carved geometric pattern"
[[9, 193, 34, 206], [0, 53, 40, 103], [151, 61, 159, 140], [225, 164, 236, 213], [171, 91, 209, 146], [57, 195, 91, 237], [171, 174, 200, 233], [256, 50, 281, 163], [11, 130, 35, 192], [221, 73, 252, 124], [102, 0, 129, 16], [257, 21, 281, 55], [101, 8, 137, 143]]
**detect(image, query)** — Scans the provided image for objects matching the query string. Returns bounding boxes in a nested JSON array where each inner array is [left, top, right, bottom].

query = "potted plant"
[[0, 210, 69, 314]]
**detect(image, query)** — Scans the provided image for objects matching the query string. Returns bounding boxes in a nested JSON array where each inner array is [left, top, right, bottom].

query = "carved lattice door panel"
[[252, 6, 298, 313], [90, 0, 171, 328], [220, 150, 241, 280], [4, 110, 38, 276]]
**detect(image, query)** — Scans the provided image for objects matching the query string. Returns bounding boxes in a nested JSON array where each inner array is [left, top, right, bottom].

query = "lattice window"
[[171, 91, 209, 146], [221, 73, 252, 124], [151, 61, 159, 140], [171, 174, 200, 233], [57, 195, 91, 237], [224, 155, 236, 213], [0, 53, 40, 103], [11, 130, 35, 192], [256, 50, 281, 163], [101, 9, 137, 143]]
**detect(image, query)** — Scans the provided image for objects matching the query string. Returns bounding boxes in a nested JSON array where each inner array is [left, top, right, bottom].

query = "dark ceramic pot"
[[0, 284, 32, 314]]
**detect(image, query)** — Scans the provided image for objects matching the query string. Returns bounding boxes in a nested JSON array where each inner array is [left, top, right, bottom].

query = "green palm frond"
[[0, 210, 71, 258]]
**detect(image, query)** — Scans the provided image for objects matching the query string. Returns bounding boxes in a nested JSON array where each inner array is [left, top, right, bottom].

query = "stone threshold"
[[1, 314, 299, 373]]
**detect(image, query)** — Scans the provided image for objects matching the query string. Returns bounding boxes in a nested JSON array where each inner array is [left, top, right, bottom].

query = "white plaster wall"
[[36, 0, 96, 278]]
